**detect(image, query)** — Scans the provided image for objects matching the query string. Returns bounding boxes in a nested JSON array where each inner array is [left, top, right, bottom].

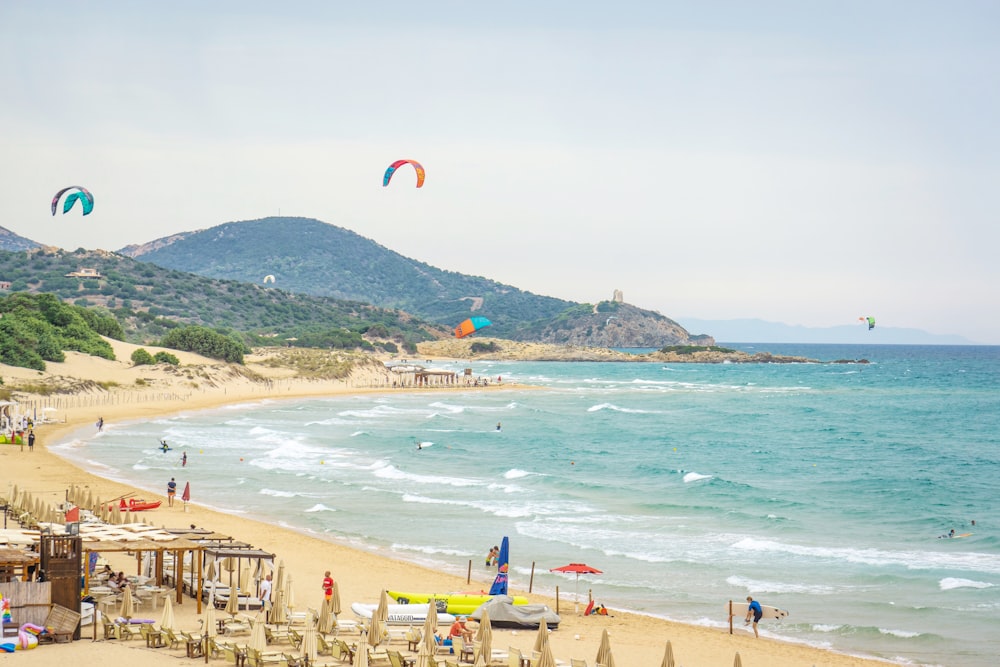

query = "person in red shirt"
[[448, 616, 473, 642], [322, 571, 334, 600]]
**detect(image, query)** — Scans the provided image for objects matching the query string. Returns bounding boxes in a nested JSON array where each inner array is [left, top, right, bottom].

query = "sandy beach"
[[1, 340, 893, 667]]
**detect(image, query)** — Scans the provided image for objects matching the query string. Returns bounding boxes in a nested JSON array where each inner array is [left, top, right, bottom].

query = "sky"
[[2, 1, 999, 342]]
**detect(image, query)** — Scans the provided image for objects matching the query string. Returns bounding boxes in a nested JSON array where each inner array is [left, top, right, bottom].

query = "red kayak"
[[110, 498, 162, 512]]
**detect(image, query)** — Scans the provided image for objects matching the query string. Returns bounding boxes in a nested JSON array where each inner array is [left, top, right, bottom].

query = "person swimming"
[[159, 439, 171, 452]]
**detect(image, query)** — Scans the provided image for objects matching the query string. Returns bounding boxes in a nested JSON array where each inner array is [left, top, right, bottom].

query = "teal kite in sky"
[[51, 186, 94, 216]]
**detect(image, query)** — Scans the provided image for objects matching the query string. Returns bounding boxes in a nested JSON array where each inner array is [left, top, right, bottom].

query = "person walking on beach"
[[96, 416, 104, 431], [322, 571, 334, 600], [745, 596, 763, 638], [27, 430, 35, 452], [167, 477, 177, 507], [260, 573, 272, 606]]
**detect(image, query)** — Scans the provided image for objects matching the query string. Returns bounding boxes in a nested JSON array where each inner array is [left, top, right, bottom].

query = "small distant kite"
[[51, 186, 94, 216], [454, 317, 492, 338], [859, 316, 875, 331], [263, 275, 276, 284], [383, 159, 425, 188]]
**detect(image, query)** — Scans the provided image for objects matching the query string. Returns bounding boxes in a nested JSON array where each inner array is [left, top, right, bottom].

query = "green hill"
[[0, 247, 445, 353], [118, 216, 573, 338]]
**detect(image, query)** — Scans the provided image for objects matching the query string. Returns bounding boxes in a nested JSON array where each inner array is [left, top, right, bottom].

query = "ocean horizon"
[[53, 343, 1000, 667]]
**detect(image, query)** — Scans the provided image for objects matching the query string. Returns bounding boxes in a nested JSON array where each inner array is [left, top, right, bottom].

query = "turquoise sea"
[[53, 344, 1000, 667]]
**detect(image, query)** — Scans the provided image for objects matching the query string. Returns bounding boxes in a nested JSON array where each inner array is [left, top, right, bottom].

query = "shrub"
[[131, 348, 155, 366]]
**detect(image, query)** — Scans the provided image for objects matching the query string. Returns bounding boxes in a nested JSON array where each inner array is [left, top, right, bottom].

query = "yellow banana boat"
[[386, 591, 530, 616]]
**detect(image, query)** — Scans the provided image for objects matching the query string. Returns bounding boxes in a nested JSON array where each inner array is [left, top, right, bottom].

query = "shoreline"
[[3, 344, 896, 667]]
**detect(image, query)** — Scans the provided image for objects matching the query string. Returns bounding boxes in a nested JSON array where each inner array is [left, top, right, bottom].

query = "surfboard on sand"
[[726, 601, 789, 621]]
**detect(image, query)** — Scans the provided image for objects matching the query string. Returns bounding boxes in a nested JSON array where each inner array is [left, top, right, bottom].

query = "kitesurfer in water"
[[160, 439, 170, 453], [496, 422, 502, 431]]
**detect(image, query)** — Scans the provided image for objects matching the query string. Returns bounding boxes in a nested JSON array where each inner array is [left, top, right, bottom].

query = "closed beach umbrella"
[[533, 621, 550, 654], [160, 594, 176, 631], [181, 482, 191, 506], [249, 612, 267, 652], [119, 585, 135, 621], [285, 573, 296, 610], [535, 641, 556, 667], [274, 561, 285, 599], [318, 598, 333, 635], [595, 628, 611, 667], [369, 590, 389, 648], [271, 589, 287, 626], [733, 652, 743, 667], [415, 642, 431, 667], [240, 564, 251, 592], [421, 601, 439, 655], [353, 630, 370, 667], [225, 580, 240, 618], [206, 559, 218, 584], [550, 563, 603, 614], [204, 603, 217, 639], [300, 619, 318, 664], [474, 608, 493, 666], [660, 640, 675, 667], [330, 580, 342, 615]]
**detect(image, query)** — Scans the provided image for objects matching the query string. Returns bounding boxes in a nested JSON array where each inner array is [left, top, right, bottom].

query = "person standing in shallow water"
[[745, 596, 763, 638]]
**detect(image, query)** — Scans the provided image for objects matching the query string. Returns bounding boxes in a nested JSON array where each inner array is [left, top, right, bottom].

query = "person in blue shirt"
[[745, 596, 763, 638]]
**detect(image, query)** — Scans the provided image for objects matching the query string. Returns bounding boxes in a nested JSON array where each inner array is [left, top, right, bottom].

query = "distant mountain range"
[[677, 318, 977, 345]]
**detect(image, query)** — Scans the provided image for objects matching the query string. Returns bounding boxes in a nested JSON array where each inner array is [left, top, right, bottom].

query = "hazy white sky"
[[2, 2, 998, 342]]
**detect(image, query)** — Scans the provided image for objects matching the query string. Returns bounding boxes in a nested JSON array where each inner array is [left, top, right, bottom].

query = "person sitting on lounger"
[[448, 616, 474, 642]]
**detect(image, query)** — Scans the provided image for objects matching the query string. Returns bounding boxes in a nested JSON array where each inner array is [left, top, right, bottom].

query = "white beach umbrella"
[[225, 580, 240, 618], [318, 598, 333, 635], [160, 594, 176, 631], [368, 590, 388, 649], [416, 641, 431, 667], [733, 652, 743, 667], [421, 601, 438, 655], [535, 641, 557, 667], [330, 580, 342, 616], [596, 628, 616, 667], [119, 585, 135, 621], [474, 608, 493, 666], [285, 573, 296, 610], [204, 602, 217, 639], [533, 622, 550, 654], [270, 589, 287, 626], [248, 611, 267, 652], [353, 630, 370, 667], [299, 619, 318, 664]]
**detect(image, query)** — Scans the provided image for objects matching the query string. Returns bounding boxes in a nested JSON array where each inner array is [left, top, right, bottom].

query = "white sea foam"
[[259, 488, 297, 498], [373, 463, 481, 487], [812, 624, 844, 633], [878, 628, 921, 638], [304, 503, 336, 513], [683, 472, 713, 483], [939, 577, 993, 590], [504, 469, 536, 479], [726, 574, 838, 595], [587, 402, 652, 414]]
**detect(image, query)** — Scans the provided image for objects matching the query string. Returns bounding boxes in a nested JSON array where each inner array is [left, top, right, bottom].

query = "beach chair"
[[265, 624, 290, 645], [287, 628, 303, 649], [163, 627, 183, 650], [117, 621, 140, 641], [405, 627, 422, 651], [140, 622, 166, 648], [452, 637, 474, 664], [246, 647, 284, 667], [570, 660, 589, 667], [387, 649, 417, 667], [507, 648, 523, 667], [99, 614, 117, 640], [316, 634, 338, 656], [334, 638, 356, 663]]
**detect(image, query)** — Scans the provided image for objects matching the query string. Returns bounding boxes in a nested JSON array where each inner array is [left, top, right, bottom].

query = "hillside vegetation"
[[0, 248, 446, 354], [119, 216, 576, 338]]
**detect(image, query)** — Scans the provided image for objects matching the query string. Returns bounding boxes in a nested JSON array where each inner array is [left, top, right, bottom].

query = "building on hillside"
[[64, 268, 102, 278]]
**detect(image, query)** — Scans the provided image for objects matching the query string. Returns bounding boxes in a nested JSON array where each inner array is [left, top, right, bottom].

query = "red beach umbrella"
[[181, 482, 191, 506], [549, 563, 602, 613]]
